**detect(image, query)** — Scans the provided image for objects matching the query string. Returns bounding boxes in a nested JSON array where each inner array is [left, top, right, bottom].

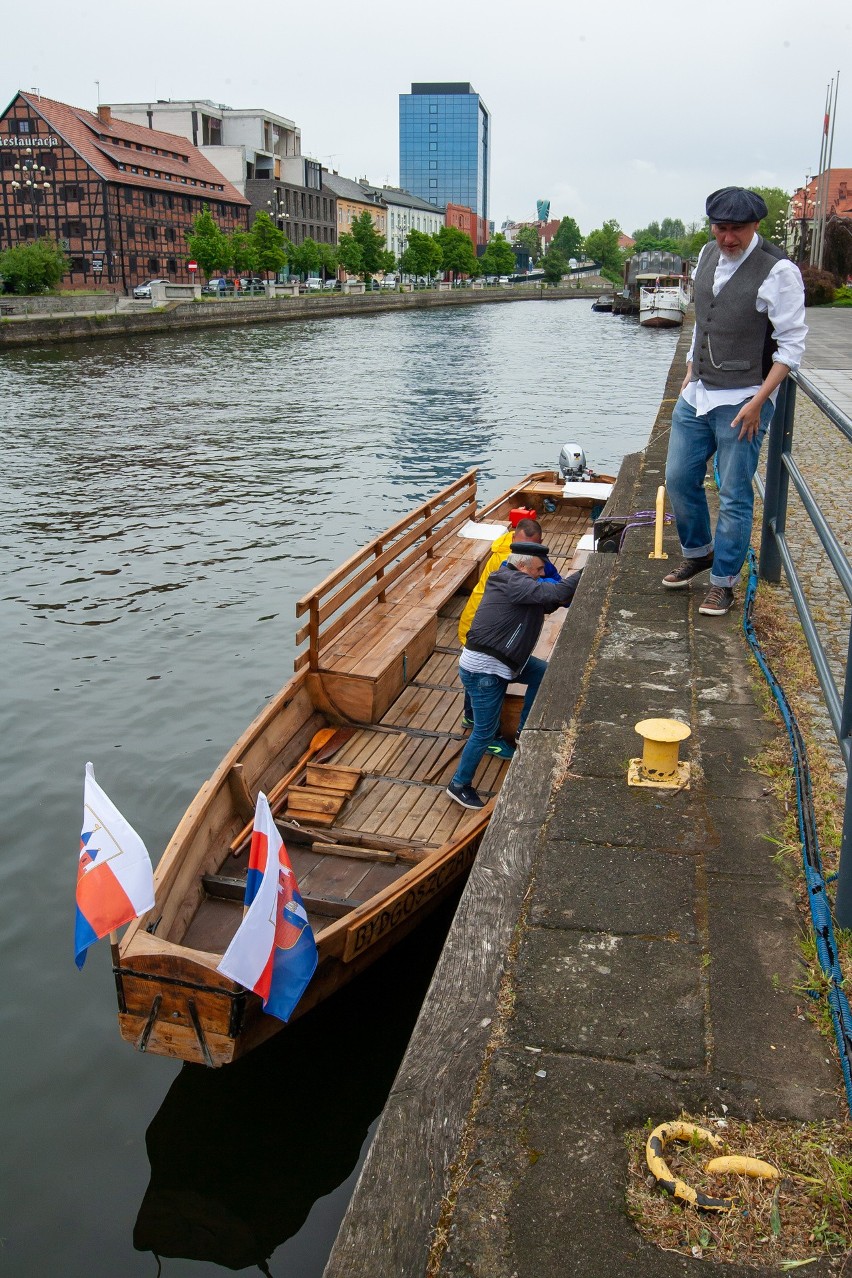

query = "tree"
[[749, 187, 790, 247], [659, 217, 686, 241], [290, 236, 321, 280], [377, 249, 397, 276], [512, 225, 541, 263], [316, 242, 338, 281], [550, 216, 583, 261], [583, 219, 624, 284], [823, 216, 852, 284], [541, 246, 569, 285], [435, 225, 478, 279], [349, 210, 387, 278], [229, 230, 256, 276], [632, 233, 682, 254], [399, 227, 442, 280], [0, 237, 69, 293], [248, 210, 288, 279], [479, 233, 516, 278], [336, 232, 364, 278], [186, 206, 231, 277]]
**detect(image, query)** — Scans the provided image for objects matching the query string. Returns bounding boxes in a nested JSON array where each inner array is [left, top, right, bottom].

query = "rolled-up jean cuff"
[[680, 542, 713, 558], [710, 572, 737, 588]]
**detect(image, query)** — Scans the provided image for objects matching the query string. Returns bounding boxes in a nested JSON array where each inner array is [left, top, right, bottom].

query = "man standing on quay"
[[663, 187, 807, 615]]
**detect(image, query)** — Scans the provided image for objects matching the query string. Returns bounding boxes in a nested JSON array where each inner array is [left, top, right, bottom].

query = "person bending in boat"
[[457, 516, 561, 750], [663, 185, 807, 616], [447, 544, 580, 810]]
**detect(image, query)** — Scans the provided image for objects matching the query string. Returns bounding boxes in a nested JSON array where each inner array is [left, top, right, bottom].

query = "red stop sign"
[[188, 260, 198, 273]]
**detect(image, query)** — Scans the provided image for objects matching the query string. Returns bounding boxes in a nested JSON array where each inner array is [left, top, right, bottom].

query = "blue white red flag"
[[217, 792, 317, 1023], [75, 762, 156, 969]]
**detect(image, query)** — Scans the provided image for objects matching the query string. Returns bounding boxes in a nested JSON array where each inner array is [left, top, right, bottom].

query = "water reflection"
[[134, 900, 457, 1275]]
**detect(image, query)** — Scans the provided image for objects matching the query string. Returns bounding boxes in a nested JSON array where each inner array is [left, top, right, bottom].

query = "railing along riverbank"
[[758, 371, 852, 923], [0, 283, 607, 349]]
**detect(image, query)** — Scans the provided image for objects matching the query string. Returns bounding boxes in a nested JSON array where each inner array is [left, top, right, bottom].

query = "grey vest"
[[692, 237, 785, 389]]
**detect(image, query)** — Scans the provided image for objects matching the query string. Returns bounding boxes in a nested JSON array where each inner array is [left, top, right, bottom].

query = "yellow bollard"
[[648, 485, 668, 560], [628, 717, 691, 789]]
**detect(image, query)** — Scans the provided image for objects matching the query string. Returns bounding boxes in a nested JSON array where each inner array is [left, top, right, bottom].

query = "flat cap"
[[705, 187, 768, 224], [510, 542, 549, 559]]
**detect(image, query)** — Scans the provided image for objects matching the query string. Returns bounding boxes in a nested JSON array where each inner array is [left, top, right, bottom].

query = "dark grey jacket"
[[465, 564, 581, 678]]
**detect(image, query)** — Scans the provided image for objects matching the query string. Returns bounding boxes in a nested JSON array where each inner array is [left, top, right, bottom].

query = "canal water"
[[0, 300, 678, 1276]]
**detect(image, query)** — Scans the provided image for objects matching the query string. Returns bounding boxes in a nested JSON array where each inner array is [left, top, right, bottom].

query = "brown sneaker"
[[698, 585, 735, 616], [662, 552, 714, 589]]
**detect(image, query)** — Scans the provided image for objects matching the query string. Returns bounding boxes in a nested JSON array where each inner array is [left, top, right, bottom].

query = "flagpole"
[[819, 71, 840, 271], [810, 82, 831, 267]]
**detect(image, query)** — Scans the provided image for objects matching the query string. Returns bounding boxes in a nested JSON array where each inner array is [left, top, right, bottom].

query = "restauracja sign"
[[1, 135, 59, 148]]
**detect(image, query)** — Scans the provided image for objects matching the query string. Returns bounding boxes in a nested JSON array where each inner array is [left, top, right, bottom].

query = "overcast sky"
[[2, 0, 848, 236]]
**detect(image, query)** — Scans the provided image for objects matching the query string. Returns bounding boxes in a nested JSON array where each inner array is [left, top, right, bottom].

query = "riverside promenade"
[[325, 312, 852, 1278], [0, 282, 603, 348]]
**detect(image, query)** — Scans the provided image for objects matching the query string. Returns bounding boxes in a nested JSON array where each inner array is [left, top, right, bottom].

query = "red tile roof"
[[17, 92, 249, 205], [791, 168, 852, 220]]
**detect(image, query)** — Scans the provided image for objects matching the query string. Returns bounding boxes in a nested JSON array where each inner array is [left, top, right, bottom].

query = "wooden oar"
[[229, 726, 353, 854]]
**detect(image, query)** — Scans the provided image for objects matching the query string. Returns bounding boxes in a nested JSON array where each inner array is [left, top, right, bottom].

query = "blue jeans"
[[453, 657, 547, 788], [665, 395, 775, 587]]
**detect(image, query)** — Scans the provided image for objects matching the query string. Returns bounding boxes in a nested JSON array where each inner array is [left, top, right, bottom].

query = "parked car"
[[239, 277, 264, 292], [380, 277, 398, 289], [132, 278, 167, 299], [322, 278, 339, 290], [201, 277, 228, 296], [498, 276, 511, 286]]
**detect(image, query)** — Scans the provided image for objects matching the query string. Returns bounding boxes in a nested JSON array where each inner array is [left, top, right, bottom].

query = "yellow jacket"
[[458, 530, 515, 645]]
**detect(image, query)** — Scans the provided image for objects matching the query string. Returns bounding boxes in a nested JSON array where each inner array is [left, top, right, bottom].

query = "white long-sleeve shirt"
[[684, 234, 807, 414]]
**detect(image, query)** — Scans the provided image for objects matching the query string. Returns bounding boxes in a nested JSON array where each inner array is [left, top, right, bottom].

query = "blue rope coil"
[[744, 549, 852, 1114]]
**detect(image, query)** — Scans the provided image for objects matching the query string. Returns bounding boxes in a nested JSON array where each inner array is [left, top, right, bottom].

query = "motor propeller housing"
[[559, 443, 587, 479]]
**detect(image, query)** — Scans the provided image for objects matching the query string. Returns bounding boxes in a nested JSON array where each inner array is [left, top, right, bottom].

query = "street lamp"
[[10, 150, 52, 238], [265, 191, 292, 281]]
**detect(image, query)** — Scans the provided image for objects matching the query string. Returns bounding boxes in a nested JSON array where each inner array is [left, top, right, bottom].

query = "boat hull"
[[115, 469, 612, 1065]]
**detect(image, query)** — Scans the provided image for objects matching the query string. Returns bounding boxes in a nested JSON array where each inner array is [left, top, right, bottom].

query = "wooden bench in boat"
[[294, 470, 493, 723]]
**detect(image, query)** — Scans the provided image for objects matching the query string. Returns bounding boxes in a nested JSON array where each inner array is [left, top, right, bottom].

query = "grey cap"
[[705, 187, 768, 224], [510, 542, 549, 559]]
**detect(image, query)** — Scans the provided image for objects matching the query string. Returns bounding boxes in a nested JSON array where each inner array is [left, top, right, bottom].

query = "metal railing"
[[758, 371, 852, 924]]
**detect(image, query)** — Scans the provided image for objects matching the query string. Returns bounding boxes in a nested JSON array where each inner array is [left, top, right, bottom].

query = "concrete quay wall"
[[0, 285, 602, 349], [325, 331, 841, 1278]]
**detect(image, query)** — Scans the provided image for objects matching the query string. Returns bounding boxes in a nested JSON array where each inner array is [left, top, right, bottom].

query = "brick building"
[[445, 202, 487, 251], [0, 91, 249, 292], [246, 157, 337, 247]]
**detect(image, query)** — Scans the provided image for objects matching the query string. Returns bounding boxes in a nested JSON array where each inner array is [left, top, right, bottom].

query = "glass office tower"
[[399, 82, 490, 225]]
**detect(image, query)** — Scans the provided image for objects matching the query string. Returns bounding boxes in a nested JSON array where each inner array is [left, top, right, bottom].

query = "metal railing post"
[[759, 378, 797, 583]]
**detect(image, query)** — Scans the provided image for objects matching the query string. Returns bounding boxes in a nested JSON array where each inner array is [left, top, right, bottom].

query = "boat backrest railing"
[[294, 469, 479, 671], [757, 372, 852, 923]]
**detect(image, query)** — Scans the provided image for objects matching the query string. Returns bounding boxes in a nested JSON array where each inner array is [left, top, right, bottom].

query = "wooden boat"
[[638, 274, 689, 328], [115, 466, 613, 1066], [591, 294, 614, 312]]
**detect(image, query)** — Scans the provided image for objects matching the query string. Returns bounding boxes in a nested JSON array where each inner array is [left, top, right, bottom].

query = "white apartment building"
[[359, 183, 445, 258], [106, 99, 301, 195]]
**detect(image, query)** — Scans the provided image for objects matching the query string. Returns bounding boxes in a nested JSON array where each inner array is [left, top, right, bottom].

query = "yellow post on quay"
[[628, 718, 691, 789], [648, 485, 668, 560]]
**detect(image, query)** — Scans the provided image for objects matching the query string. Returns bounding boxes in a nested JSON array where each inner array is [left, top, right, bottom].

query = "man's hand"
[[731, 397, 764, 441]]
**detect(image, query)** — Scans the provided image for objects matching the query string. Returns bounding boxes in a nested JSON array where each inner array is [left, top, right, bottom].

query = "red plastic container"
[[509, 507, 536, 528]]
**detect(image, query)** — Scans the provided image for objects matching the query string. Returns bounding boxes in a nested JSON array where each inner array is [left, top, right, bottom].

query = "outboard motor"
[[559, 443, 587, 479]]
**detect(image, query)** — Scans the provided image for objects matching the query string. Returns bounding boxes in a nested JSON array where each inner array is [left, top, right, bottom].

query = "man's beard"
[[719, 245, 746, 260]]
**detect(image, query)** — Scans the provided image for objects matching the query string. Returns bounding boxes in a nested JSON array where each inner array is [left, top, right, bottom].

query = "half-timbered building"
[[0, 91, 250, 291]]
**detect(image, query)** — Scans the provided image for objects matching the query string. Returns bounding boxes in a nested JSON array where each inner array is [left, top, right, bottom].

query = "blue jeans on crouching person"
[[452, 656, 547, 789]]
